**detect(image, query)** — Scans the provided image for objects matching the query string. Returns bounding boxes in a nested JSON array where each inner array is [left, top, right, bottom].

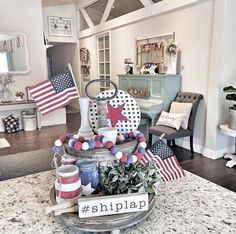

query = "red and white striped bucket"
[[55, 165, 81, 203]]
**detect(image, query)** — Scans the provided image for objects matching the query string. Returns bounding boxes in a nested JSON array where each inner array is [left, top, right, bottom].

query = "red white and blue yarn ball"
[[53, 130, 147, 163]]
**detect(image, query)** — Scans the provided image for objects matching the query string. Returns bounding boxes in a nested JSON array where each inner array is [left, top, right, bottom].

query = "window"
[[97, 33, 110, 92], [86, 0, 108, 26], [80, 13, 89, 31], [108, 0, 144, 21], [0, 52, 9, 73]]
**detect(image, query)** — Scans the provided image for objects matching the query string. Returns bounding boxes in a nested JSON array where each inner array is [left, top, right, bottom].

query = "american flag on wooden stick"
[[29, 71, 79, 115], [142, 139, 185, 182]]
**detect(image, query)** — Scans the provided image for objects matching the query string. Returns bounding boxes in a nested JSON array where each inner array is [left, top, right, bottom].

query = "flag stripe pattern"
[[142, 139, 185, 182], [29, 71, 79, 115]]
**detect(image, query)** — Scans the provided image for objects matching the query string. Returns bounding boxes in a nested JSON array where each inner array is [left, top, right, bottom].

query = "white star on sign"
[[81, 183, 95, 196]]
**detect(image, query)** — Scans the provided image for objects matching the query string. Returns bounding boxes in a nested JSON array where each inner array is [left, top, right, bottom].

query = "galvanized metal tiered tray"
[[50, 188, 155, 234], [57, 140, 155, 233]]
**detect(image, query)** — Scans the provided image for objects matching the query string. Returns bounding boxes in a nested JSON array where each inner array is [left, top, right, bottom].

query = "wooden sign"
[[78, 193, 149, 218]]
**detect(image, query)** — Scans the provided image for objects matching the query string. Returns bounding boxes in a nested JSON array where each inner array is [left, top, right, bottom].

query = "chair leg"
[[172, 139, 176, 147], [190, 136, 194, 158], [167, 140, 171, 147], [148, 134, 153, 147]]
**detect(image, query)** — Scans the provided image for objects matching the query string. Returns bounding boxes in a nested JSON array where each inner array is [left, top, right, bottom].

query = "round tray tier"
[[50, 188, 155, 233]]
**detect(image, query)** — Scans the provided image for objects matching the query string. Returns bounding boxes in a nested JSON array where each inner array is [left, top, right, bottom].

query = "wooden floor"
[[0, 112, 235, 192]]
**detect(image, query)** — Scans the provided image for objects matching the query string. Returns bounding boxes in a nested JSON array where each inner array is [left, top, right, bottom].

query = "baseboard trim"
[[176, 140, 235, 160]]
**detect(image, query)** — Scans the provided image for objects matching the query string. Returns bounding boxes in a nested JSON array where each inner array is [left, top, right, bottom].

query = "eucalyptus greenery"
[[101, 161, 160, 195]]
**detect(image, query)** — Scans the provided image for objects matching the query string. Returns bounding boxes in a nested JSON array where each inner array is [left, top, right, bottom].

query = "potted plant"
[[101, 161, 160, 195], [223, 86, 236, 130]]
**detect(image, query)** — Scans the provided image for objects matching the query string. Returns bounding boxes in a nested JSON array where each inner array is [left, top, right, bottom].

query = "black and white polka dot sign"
[[89, 89, 141, 135]]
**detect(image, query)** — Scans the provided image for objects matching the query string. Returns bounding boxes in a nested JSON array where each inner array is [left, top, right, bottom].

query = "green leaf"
[[112, 175, 118, 182], [135, 182, 143, 188], [148, 169, 156, 176], [138, 186, 145, 193], [137, 171, 145, 179]]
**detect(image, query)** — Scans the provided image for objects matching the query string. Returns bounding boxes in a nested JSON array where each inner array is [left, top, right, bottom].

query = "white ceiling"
[[42, 0, 80, 7]]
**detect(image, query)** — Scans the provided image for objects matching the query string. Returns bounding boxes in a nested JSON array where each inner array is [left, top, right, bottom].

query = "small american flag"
[[29, 71, 79, 115], [142, 139, 185, 182]]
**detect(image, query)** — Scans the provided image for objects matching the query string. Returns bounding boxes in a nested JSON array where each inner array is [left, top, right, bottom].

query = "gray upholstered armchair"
[[148, 91, 203, 157]]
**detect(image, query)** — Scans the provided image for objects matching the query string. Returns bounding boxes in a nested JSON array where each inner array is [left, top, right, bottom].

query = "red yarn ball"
[[138, 137, 146, 142], [128, 132, 135, 139], [105, 141, 114, 149], [74, 142, 82, 151], [78, 136, 85, 143], [120, 153, 128, 163], [95, 140, 102, 148], [59, 134, 67, 143], [136, 152, 143, 160]]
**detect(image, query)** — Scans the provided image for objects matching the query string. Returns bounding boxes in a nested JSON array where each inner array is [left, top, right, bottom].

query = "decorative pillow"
[[169, 102, 193, 129], [156, 111, 185, 130]]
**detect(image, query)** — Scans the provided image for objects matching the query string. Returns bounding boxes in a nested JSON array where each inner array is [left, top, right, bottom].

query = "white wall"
[[204, 0, 236, 158]]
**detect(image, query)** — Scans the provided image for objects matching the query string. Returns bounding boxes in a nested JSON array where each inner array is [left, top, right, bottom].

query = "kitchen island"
[[0, 170, 235, 234]]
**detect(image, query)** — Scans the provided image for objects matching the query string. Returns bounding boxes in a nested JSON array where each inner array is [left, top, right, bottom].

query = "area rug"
[[0, 148, 53, 181], [0, 138, 10, 148]]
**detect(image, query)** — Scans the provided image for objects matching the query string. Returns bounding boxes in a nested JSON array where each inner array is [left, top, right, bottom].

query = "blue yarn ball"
[[138, 147, 145, 154], [53, 145, 61, 153], [69, 139, 77, 147], [99, 135, 104, 141], [66, 132, 73, 140], [124, 133, 129, 139], [136, 133, 144, 138], [85, 139, 90, 143], [127, 155, 133, 164], [89, 140, 96, 149], [111, 146, 119, 155]]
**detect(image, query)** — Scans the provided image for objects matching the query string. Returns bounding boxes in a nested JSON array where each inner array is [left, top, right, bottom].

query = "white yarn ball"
[[139, 142, 147, 148], [73, 134, 79, 139], [55, 139, 62, 147], [82, 142, 89, 150], [131, 155, 137, 163], [118, 135, 125, 141], [115, 151, 123, 160]]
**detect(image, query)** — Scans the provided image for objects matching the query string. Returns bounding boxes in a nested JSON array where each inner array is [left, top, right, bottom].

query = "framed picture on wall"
[[26, 86, 34, 101], [48, 16, 73, 37]]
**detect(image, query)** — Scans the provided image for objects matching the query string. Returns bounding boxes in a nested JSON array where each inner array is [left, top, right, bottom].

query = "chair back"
[[174, 91, 203, 134]]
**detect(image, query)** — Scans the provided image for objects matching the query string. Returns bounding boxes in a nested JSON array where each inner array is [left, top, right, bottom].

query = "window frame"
[[95, 31, 111, 92]]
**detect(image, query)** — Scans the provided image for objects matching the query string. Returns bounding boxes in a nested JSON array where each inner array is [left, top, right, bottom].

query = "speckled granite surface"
[[0, 170, 235, 234]]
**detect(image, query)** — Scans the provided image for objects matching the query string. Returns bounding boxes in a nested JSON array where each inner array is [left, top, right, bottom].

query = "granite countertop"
[[0, 170, 235, 234]]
